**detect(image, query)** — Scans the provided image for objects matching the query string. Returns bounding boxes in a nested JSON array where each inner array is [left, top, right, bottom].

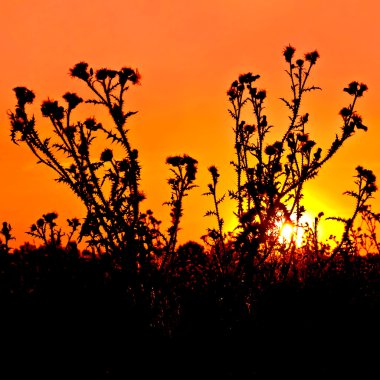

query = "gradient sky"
[[0, 0, 379, 248]]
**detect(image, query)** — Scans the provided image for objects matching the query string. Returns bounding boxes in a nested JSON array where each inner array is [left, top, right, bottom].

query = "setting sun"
[[279, 213, 317, 247], [280, 223, 296, 245]]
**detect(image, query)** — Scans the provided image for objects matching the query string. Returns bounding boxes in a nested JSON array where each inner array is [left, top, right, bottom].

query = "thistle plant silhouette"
[[203, 165, 227, 272], [8, 64, 200, 273], [7, 46, 375, 279], [0, 222, 14, 253], [327, 166, 377, 264], [9, 65, 158, 271], [27, 212, 81, 251], [205, 45, 371, 278], [161, 155, 198, 269], [350, 205, 380, 255]]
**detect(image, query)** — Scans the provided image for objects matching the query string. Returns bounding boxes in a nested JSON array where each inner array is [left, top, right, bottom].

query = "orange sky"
[[0, 0, 379, 248]]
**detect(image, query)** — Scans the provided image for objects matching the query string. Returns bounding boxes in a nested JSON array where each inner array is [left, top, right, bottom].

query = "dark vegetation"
[[1, 46, 380, 378]]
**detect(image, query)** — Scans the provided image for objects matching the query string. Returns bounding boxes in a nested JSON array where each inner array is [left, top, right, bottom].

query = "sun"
[[221, 209, 320, 249], [280, 223, 296, 243], [279, 213, 316, 247]]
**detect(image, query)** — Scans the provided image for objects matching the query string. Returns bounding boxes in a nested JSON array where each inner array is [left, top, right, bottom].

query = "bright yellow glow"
[[279, 213, 317, 247], [280, 223, 295, 244]]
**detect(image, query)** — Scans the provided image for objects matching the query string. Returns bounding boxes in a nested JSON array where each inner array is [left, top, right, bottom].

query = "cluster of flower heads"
[[40, 93, 85, 120], [344, 81, 368, 97], [356, 166, 377, 195], [226, 70, 265, 101], [69, 62, 141, 85], [166, 155, 198, 182], [30, 212, 59, 232], [283, 45, 319, 66], [84, 118, 102, 131], [339, 82, 368, 135], [13, 87, 35, 107]]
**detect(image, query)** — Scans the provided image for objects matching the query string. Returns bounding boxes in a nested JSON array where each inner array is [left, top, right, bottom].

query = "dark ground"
[[0, 251, 379, 379]]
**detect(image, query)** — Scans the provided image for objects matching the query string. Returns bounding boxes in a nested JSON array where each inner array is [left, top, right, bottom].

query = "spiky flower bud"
[[283, 45, 296, 63], [70, 62, 90, 81], [100, 148, 113, 162]]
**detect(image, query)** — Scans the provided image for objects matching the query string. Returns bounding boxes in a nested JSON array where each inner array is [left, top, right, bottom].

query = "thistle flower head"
[[13, 87, 35, 107], [95, 68, 108, 81], [84, 118, 101, 131], [305, 50, 319, 65], [283, 45, 296, 63], [166, 156, 182, 167], [340, 107, 351, 118], [255, 90, 266, 100], [356, 166, 377, 194], [343, 81, 367, 97], [297, 133, 309, 142], [43, 212, 58, 224], [63, 92, 83, 110], [208, 165, 219, 183], [100, 148, 113, 162], [70, 62, 90, 81], [41, 99, 65, 120], [244, 124, 256, 134], [265, 145, 277, 155], [227, 87, 238, 100], [129, 68, 141, 85], [357, 83, 368, 97], [238, 72, 260, 84], [107, 70, 117, 79]]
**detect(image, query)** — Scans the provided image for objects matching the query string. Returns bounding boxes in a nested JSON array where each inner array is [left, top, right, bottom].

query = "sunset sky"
[[0, 0, 379, 248]]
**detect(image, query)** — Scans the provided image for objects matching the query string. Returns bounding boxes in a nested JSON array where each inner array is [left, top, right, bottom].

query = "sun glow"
[[279, 213, 317, 247], [222, 211, 319, 249]]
